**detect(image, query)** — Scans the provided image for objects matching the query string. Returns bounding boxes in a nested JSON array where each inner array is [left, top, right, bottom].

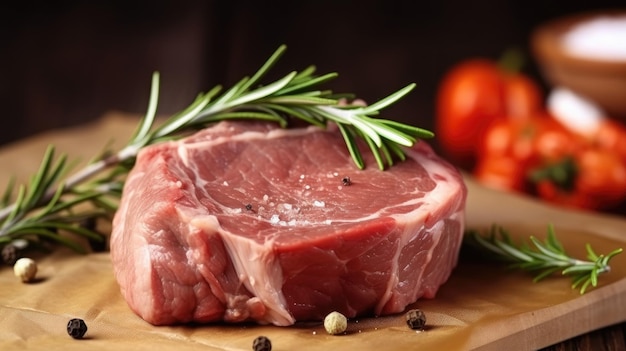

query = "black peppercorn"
[[342, 176, 352, 186], [252, 335, 272, 351], [405, 309, 426, 330], [67, 318, 88, 339], [2, 244, 19, 266], [245, 203, 253, 211]]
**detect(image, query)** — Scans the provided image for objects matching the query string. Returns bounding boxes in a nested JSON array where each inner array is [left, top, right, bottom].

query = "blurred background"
[[1, 0, 624, 149]]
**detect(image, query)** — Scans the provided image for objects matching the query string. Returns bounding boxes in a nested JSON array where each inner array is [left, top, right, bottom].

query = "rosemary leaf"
[[35, 183, 66, 220], [360, 83, 416, 115], [464, 224, 623, 294], [209, 111, 286, 125], [40, 192, 103, 217], [237, 44, 286, 94], [1, 177, 14, 208], [585, 243, 600, 261], [264, 96, 337, 105], [376, 119, 435, 139], [532, 267, 562, 282], [276, 72, 338, 95], [364, 117, 415, 147], [263, 104, 326, 128], [386, 142, 407, 162], [291, 65, 317, 83], [25, 145, 56, 209], [153, 90, 214, 139], [337, 124, 365, 170], [4, 185, 26, 228], [129, 72, 160, 144], [225, 72, 297, 109], [362, 132, 386, 171], [313, 105, 382, 147], [379, 142, 394, 168]]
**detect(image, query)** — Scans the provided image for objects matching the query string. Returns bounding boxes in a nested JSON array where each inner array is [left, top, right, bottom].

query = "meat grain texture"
[[110, 121, 467, 326]]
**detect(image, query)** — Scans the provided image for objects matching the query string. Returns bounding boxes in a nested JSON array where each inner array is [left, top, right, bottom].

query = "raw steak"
[[110, 121, 467, 326]]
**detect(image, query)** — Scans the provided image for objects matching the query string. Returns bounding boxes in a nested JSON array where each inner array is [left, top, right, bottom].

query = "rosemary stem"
[[61, 155, 120, 193], [0, 146, 136, 230]]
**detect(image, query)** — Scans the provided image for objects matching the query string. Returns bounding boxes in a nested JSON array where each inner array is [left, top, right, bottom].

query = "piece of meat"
[[110, 121, 467, 326]]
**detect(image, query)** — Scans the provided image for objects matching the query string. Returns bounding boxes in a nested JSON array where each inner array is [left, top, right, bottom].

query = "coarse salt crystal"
[[222, 181, 229, 186], [562, 15, 626, 61], [313, 200, 325, 208], [270, 214, 280, 224]]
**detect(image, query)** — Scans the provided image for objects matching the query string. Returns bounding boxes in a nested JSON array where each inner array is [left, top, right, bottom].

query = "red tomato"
[[531, 115, 583, 162], [435, 59, 542, 169], [474, 115, 579, 193], [533, 148, 626, 210], [590, 120, 626, 163], [479, 115, 576, 164], [474, 155, 529, 192], [504, 73, 543, 118]]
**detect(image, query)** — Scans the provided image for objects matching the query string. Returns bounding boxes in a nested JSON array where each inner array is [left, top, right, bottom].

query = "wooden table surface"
[[2, 114, 625, 351], [543, 322, 626, 350]]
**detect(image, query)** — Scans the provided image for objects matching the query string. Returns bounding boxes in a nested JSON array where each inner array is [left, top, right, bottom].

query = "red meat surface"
[[110, 121, 467, 326]]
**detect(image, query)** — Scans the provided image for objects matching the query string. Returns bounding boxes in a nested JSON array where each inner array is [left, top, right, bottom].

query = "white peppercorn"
[[13, 257, 37, 283], [323, 311, 347, 335]]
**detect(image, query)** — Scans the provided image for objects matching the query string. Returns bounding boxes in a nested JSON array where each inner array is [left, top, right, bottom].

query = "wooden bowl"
[[531, 10, 626, 122]]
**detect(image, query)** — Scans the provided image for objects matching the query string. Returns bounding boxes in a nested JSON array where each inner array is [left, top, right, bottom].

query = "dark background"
[[1, 0, 624, 150]]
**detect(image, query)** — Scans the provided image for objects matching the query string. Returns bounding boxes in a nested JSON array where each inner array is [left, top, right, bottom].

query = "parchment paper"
[[1, 113, 625, 350]]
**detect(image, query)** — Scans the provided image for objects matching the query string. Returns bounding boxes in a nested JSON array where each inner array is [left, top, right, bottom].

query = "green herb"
[[464, 224, 623, 294], [0, 45, 431, 254]]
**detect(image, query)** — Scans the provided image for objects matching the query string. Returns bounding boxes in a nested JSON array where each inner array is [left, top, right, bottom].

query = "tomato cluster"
[[435, 59, 543, 169], [435, 58, 626, 212]]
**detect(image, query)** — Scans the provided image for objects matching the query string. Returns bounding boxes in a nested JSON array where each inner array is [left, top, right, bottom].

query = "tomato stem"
[[529, 157, 578, 191], [498, 48, 526, 74]]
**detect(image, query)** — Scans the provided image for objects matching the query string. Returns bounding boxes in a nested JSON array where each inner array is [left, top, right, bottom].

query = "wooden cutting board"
[[0, 113, 625, 350]]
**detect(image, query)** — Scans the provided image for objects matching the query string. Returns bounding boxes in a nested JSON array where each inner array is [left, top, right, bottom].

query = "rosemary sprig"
[[0, 44, 431, 254], [464, 224, 623, 294]]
